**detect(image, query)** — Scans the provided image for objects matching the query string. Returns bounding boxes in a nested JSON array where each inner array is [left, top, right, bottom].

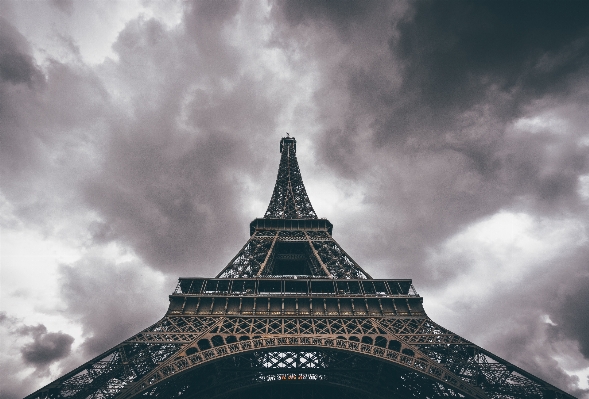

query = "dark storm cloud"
[[275, 0, 589, 165], [557, 280, 589, 358], [0, 51, 37, 84], [0, 18, 43, 85], [81, 13, 282, 275], [0, 312, 74, 370], [183, 0, 241, 76], [1, 9, 279, 277], [0, 314, 74, 399], [0, 17, 109, 235], [84, 133, 247, 274], [550, 247, 589, 360], [336, 0, 589, 157], [394, 0, 589, 114], [0, 314, 61, 399], [187, 0, 240, 23], [278, 0, 378, 39], [269, 0, 589, 266], [19, 324, 75, 367]]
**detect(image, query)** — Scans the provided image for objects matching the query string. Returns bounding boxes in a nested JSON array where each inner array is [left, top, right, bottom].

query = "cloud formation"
[[0, 313, 74, 399], [19, 324, 74, 367], [1, 1, 588, 397], [59, 257, 170, 357]]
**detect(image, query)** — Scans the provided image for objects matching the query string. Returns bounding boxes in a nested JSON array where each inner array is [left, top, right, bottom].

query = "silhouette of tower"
[[26, 136, 575, 399]]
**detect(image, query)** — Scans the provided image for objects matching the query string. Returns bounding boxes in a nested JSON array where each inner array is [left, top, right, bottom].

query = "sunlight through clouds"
[[425, 211, 587, 305]]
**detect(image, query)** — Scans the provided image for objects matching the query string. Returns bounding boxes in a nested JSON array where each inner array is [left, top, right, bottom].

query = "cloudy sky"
[[1, 1, 589, 397]]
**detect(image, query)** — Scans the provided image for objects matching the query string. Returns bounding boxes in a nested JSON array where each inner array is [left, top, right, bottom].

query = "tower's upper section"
[[264, 136, 318, 219], [216, 135, 370, 279]]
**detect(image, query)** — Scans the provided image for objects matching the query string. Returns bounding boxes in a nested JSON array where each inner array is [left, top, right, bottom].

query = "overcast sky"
[[1, 1, 589, 398]]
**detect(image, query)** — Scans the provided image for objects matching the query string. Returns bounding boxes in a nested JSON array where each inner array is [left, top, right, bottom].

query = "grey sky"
[[1, 1, 588, 398]]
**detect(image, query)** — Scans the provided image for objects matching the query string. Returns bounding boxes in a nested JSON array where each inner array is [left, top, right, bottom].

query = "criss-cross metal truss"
[[217, 227, 370, 279], [24, 136, 576, 399], [264, 136, 317, 219]]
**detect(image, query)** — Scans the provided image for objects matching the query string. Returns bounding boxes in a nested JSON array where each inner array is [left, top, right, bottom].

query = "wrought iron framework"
[[264, 136, 317, 219], [25, 136, 576, 399]]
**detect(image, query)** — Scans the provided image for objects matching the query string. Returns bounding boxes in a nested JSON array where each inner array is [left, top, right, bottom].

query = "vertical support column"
[[256, 231, 280, 276], [304, 231, 332, 277]]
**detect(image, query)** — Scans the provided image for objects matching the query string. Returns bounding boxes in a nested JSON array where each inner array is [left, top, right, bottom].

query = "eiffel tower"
[[26, 136, 576, 399]]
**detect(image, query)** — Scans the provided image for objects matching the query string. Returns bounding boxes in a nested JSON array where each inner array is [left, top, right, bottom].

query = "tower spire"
[[264, 136, 317, 219], [216, 135, 369, 279]]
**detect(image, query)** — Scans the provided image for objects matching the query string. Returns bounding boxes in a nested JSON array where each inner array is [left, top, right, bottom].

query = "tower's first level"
[[25, 278, 574, 399]]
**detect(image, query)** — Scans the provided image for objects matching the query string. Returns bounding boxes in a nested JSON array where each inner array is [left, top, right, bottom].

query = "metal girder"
[[264, 137, 317, 219], [133, 349, 474, 399], [24, 317, 222, 399], [216, 231, 275, 278], [376, 318, 571, 398], [25, 314, 575, 399], [217, 230, 370, 279], [117, 334, 486, 399]]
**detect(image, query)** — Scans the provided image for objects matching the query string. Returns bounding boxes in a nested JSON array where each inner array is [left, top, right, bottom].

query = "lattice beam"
[[264, 137, 317, 219], [117, 335, 487, 399]]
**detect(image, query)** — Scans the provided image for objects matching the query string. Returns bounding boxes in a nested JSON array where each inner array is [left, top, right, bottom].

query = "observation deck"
[[168, 278, 424, 317]]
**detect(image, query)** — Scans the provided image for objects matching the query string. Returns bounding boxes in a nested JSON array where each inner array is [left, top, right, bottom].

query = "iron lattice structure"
[[264, 136, 317, 219], [25, 136, 576, 399]]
